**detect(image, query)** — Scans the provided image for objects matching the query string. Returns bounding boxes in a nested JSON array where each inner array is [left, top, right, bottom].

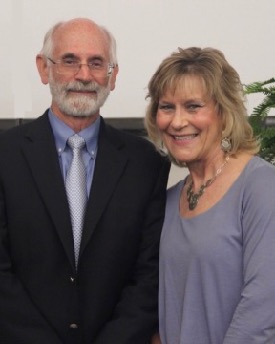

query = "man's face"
[[48, 72, 112, 118], [37, 19, 118, 120]]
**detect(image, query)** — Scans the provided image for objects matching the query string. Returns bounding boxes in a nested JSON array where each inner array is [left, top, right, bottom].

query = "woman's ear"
[[36, 54, 50, 85]]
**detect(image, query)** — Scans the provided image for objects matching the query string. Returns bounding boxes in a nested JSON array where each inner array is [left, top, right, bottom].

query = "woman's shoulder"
[[243, 156, 275, 178], [167, 179, 185, 193], [166, 179, 185, 205], [241, 156, 275, 200]]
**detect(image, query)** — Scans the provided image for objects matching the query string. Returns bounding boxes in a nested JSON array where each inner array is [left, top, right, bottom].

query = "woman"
[[145, 47, 275, 343]]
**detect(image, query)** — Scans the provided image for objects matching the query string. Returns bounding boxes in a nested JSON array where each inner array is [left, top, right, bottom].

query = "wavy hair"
[[145, 47, 260, 159]]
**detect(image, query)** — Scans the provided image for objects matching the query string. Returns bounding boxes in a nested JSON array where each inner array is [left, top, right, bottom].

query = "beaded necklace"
[[186, 156, 230, 210]]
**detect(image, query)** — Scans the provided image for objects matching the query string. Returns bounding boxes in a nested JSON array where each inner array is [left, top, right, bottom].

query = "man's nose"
[[74, 64, 94, 81]]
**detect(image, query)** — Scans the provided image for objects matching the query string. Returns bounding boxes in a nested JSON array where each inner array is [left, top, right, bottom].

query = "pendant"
[[188, 193, 200, 210], [186, 183, 206, 210], [186, 155, 230, 211]]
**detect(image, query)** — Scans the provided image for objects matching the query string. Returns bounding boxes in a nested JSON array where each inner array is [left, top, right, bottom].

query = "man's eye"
[[89, 61, 103, 69], [63, 60, 78, 66]]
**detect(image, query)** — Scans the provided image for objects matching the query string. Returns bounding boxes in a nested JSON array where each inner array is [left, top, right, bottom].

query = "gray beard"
[[49, 79, 111, 117]]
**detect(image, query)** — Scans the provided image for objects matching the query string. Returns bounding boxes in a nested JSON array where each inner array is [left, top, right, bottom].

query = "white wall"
[[1, 0, 275, 120], [1, 0, 274, 185]]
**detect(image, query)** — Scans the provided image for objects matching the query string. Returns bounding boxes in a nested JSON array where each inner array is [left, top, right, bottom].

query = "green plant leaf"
[[245, 78, 275, 165]]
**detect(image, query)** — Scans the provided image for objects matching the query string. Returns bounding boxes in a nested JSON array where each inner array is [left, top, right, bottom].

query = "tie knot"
[[67, 134, 85, 150]]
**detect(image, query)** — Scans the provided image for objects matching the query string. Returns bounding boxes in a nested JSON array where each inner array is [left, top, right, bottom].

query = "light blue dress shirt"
[[48, 109, 100, 196]]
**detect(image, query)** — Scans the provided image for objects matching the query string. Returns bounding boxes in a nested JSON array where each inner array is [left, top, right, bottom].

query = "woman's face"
[[156, 75, 223, 164]]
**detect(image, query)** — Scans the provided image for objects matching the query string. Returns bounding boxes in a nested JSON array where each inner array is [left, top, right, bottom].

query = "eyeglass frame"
[[47, 57, 116, 77]]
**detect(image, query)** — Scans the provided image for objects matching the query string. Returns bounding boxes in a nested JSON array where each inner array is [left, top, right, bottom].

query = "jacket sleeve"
[[0, 182, 63, 344], [94, 158, 170, 344]]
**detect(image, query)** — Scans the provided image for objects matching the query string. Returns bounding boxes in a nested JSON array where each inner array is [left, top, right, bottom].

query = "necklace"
[[186, 156, 230, 211]]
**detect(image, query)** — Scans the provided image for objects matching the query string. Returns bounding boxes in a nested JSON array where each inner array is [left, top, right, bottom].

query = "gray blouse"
[[159, 157, 275, 344]]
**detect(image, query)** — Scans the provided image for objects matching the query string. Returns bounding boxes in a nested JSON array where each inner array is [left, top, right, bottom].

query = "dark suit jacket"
[[0, 111, 170, 344]]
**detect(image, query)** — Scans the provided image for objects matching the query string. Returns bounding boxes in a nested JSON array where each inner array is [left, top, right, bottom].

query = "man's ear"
[[109, 64, 119, 91], [36, 54, 50, 85]]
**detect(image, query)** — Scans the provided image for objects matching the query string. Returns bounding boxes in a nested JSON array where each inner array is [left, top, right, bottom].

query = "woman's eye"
[[158, 104, 173, 111], [187, 104, 202, 111]]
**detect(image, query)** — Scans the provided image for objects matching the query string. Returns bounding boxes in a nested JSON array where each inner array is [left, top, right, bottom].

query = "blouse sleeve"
[[224, 162, 275, 343]]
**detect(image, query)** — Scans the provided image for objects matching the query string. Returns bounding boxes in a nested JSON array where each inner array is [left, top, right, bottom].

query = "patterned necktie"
[[66, 134, 87, 268]]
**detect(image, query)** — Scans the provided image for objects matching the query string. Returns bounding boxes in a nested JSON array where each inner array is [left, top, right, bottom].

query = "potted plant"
[[244, 77, 275, 165]]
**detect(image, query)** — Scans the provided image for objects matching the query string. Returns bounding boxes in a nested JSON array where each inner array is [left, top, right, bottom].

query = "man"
[[0, 18, 170, 343]]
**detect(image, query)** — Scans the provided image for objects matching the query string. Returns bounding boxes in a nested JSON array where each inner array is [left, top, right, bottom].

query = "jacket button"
[[70, 276, 75, 283], [69, 323, 78, 329]]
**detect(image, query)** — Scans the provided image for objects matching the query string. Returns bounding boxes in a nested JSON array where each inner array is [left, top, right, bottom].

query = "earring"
[[221, 137, 232, 152]]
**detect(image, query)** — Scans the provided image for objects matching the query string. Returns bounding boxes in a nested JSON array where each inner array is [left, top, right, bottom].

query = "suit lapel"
[[80, 120, 128, 255], [21, 114, 75, 268], [22, 115, 128, 267]]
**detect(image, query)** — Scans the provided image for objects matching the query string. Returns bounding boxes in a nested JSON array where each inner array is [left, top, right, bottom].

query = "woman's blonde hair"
[[144, 47, 260, 160]]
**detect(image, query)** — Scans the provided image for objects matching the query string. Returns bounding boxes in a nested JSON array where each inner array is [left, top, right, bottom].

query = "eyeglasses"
[[47, 57, 115, 76]]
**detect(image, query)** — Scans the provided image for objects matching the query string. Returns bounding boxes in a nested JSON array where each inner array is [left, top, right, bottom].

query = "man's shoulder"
[[0, 112, 50, 149], [102, 120, 152, 146], [102, 121, 163, 158]]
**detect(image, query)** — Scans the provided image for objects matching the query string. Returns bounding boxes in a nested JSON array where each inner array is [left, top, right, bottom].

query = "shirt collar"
[[48, 109, 100, 159]]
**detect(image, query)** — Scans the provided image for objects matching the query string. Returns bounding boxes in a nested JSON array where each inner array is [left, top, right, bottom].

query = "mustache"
[[65, 81, 101, 92]]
